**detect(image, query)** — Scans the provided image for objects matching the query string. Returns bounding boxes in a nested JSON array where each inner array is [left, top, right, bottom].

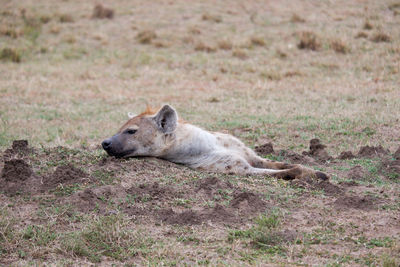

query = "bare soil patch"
[[43, 164, 88, 188], [255, 142, 274, 155], [357, 145, 390, 158], [333, 195, 381, 210], [347, 165, 368, 181], [338, 151, 355, 160]]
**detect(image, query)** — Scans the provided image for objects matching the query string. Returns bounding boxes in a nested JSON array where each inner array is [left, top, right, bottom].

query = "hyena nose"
[[102, 139, 112, 150]]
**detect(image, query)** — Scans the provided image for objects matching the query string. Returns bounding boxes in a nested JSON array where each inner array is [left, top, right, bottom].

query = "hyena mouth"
[[101, 139, 136, 158], [103, 148, 136, 158]]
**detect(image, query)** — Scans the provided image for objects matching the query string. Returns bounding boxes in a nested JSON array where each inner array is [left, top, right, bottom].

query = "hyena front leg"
[[244, 149, 329, 180]]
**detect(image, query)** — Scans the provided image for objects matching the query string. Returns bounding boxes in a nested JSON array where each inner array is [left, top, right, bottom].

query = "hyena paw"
[[273, 167, 303, 180], [315, 171, 329, 181]]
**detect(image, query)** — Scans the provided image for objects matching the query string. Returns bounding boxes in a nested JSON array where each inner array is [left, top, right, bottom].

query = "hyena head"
[[102, 105, 178, 158]]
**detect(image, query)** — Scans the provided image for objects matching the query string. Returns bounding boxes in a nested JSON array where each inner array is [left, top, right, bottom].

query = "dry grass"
[[0, 48, 21, 63], [217, 40, 233, 50], [370, 32, 392, 42], [290, 13, 305, 23], [92, 4, 114, 19], [202, 13, 222, 23], [330, 39, 350, 54], [363, 20, 373, 30], [355, 31, 368, 38], [232, 49, 248, 59], [0, 0, 399, 265], [136, 30, 157, 44], [297, 31, 321, 51], [250, 36, 266, 46], [194, 41, 216, 52], [58, 14, 74, 23]]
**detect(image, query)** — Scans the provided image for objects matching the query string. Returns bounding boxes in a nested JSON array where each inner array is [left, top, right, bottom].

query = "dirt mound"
[[338, 151, 355, 160], [202, 204, 237, 224], [158, 204, 239, 225], [334, 195, 380, 210], [303, 139, 332, 162], [276, 150, 315, 165], [393, 146, 400, 160], [196, 176, 233, 196], [357, 145, 389, 158], [347, 165, 367, 181], [3, 140, 33, 159], [0, 159, 40, 195], [291, 178, 343, 196], [127, 182, 178, 201], [158, 208, 202, 225], [255, 142, 274, 155], [338, 180, 359, 187], [230, 191, 267, 213], [1, 159, 32, 181], [380, 159, 400, 180], [43, 164, 88, 188], [69, 185, 126, 213]]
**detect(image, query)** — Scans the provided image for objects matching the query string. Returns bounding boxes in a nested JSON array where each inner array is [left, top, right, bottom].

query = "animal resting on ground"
[[102, 105, 328, 180]]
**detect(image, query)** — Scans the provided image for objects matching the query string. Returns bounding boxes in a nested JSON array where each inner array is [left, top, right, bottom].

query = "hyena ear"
[[154, 105, 178, 133]]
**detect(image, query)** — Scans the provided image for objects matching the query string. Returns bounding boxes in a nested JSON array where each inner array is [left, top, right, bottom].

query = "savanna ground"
[[0, 0, 399, 266]]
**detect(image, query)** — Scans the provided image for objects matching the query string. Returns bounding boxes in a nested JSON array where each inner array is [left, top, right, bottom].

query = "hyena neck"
[[160, 123, 216, 165]]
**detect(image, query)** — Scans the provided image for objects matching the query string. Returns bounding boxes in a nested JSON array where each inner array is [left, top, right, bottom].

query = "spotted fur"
[[102, 105, 328, 180]]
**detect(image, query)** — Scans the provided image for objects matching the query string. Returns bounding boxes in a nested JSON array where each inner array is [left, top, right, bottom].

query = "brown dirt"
[[357, 145, 389, 158], [158, 203, 240, 226], [347, 165, 368, 181], [127, 182, 180, 202], [276, 150, 315, 165], [291, 177, 343, 196], [196, 176, 233, 197], [380, 159, 400, 179], [229, 191, 267, 213], [337, 151, 355, 160], [303, 138, 332, 162], [1, 159, 32, 182], [393, 146, 400, 160], [68, 185, 126, 213], [333, 195, 381, 210], [0, 158, 41, 195], [158, 208, 202, 225], [338, 180, 359, 187], [43, 164, 88, 188], [255, 142, 274, 156], [202, 204, 237, 224], [3, 139, 33, 159]]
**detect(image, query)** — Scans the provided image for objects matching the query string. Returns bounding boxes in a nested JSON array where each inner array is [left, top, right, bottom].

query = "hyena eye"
[[124, 129, 137, 135]]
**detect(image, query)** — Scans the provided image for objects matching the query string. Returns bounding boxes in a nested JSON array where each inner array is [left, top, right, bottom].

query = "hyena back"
[[102, 105, 328, 180]]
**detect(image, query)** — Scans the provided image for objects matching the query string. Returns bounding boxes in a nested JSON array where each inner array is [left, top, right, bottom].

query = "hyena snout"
[[101, 137, 124, 157], [101, 138, 112, 151]]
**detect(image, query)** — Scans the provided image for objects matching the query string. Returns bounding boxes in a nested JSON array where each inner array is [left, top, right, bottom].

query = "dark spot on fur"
[[225, 165, 232, 170]]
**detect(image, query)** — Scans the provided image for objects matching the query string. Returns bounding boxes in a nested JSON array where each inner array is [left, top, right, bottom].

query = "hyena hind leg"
[[209, 154, 304, 180], [246, 153, 329, 180]]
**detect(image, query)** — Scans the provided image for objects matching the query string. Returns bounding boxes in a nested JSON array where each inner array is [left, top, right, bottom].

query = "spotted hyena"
[[102, 105, 328, 180]]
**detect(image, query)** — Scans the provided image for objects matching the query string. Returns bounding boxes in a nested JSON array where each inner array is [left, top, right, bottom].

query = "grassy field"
[[0, 0, 399, 266]]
